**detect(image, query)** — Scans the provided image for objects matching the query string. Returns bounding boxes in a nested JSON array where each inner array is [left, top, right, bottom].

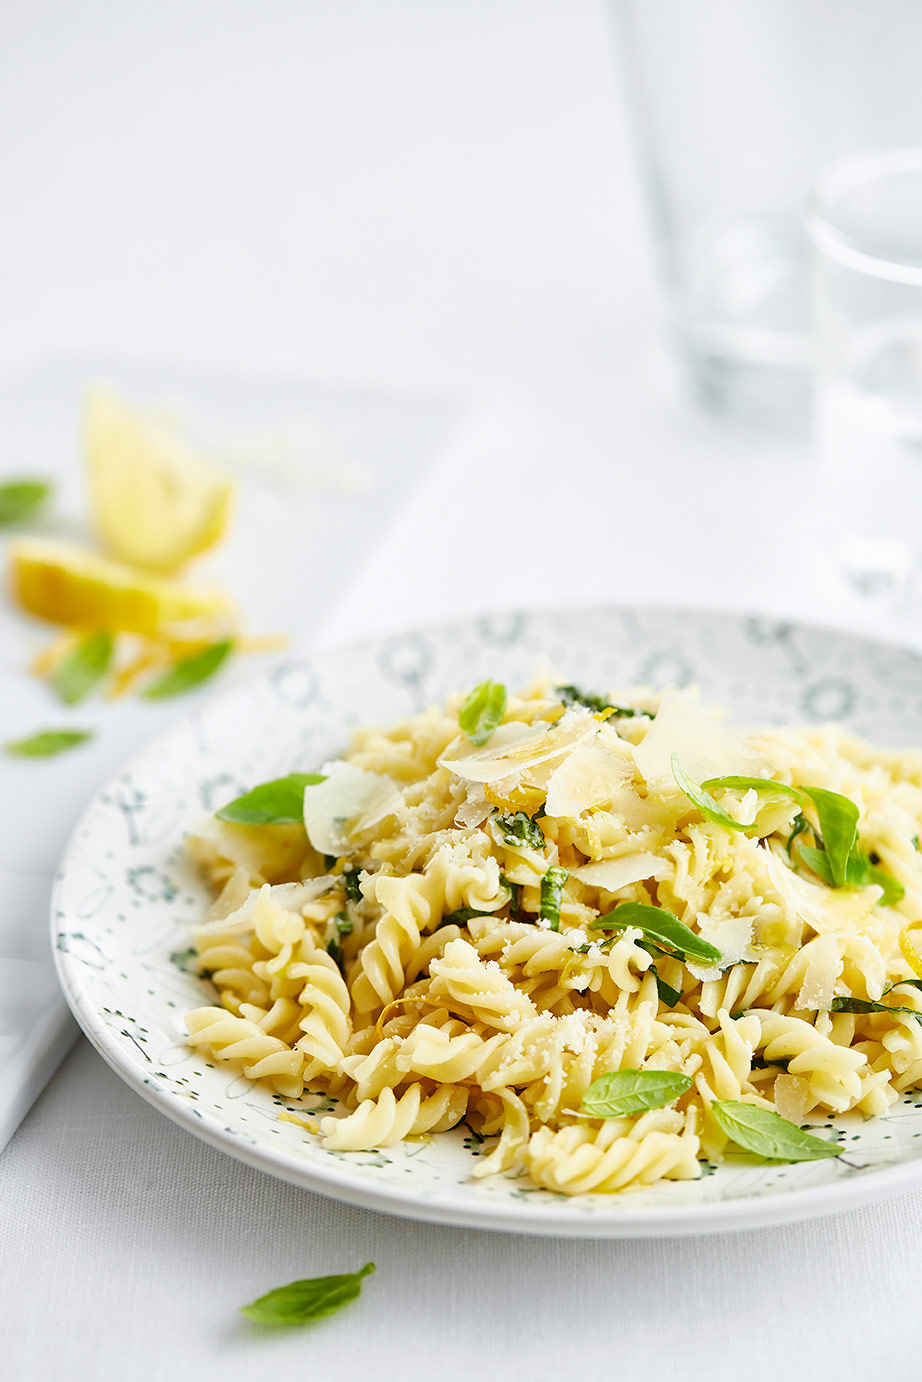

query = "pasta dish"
[[182, 680, 922, 1194]]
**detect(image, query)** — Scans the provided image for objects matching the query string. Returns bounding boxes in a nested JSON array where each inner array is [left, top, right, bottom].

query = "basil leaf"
[[674, 756, 797, 834], [216, 772, 325, 825], [649, 966, 682, 1008], [499, 871, 522, 921], [795, 834, 904, 904], [672, 755, 753, 832], [787, 812, 810, 858], [143, 639, 233, 699], [799, 787, 858, 887], [441, 907, 496, 926], [883, 978, 922, 996], [793, 839, 836, 885], [845, 852, 905, 905], [0, 478, 50, 525], [830, 995, 922, 1025], [459, 679, 506, 746], [496, 811, 545, 851], [343, 870, 363, 904], [555, 684, 642, 717], [590, 901, 723, 965], [701, 773, 801, 803], [581, 1069, 692, 1119], [240, 1262, 375, 1326], [5, 728, 93, 757], [50, 631, 113, 704], [539, 866, 568, 932], [711, 1101, 840, 1161], [327, 912, 352, 971]]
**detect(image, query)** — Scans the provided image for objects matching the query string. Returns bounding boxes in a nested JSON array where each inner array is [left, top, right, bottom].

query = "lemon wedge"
[[9, 537, 234, 636], [85, 386, 235, 572]]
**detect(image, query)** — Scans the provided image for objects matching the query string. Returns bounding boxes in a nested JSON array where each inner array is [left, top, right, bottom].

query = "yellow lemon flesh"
[[85, 386, 235, 572], [9, 537, 234, 636]]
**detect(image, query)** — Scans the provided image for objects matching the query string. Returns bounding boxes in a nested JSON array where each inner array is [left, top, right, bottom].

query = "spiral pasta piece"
[[526, 1109, 701, 1194], [185, 1006, 306, 1097], [320, 1083, 468, 1150]]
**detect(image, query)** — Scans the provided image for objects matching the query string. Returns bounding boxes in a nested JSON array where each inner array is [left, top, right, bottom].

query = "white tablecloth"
[[9, 1040, 922, 1382], [4, 4, 921, 1378]]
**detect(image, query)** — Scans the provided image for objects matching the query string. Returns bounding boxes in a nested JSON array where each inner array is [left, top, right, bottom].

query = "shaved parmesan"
[[633, 689, 764, 789], [194, 879, 328, 935], [571, 853, 670, 892], [760, 845, 877, 934], [796, 934, 842, 1011], [773, 1073, 811, 1126], [302, 761, 403, 856], [439, 710, 597, 785], [686, 914, 754, 983], [454, 783, 493, 828], [544, 735, 633, 818]]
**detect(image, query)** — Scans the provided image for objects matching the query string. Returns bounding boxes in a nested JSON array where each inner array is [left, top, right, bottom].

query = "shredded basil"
[[459, 679, 506, 746], [539, 866, 568, 932], [343, 870, 363, 904], [240, 1262, 375, 1325], [581, 1069, 692, 1119], [884, 978, 922, 997], [590, 901, 722, 966], [649, 966, 682, 1008], [499, 872, 522, 921], [441, 906, 496, 927], [216, 772, 325, 825], [711, 1101, 840, 1161], [786, 812, 809, 857], [495, 811, 545, 851], [555, 684, 642, 717], [830, 995, 922, 1025]]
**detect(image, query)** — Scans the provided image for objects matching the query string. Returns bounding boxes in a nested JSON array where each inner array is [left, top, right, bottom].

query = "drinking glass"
[[808, 148, 922, 603], [611, 0, 922, 428]]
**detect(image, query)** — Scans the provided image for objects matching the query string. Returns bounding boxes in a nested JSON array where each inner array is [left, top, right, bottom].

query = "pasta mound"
[[183, 682, 922, 1195]]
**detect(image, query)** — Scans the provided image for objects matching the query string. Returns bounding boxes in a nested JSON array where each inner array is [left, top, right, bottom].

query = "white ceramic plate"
[[52, 606, 922, 1236]]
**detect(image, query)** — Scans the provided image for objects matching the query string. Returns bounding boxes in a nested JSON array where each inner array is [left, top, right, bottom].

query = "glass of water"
[[612, 1, 922, 430], [809, 148, 922, 603]]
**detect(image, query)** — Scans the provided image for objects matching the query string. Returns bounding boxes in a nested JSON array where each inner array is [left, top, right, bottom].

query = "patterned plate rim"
[[51, 602, 922, 1237]]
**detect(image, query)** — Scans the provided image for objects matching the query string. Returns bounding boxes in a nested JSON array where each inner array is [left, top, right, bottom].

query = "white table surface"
[[4, 4, 921, 1379]]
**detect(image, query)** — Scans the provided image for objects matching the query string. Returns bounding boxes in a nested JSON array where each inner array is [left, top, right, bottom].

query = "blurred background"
[[1, 0, 642, 404]]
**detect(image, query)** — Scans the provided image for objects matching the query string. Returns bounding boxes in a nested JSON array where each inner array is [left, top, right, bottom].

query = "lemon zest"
[[900, 926, 922, 980], [277, 1111, 319, 1134]]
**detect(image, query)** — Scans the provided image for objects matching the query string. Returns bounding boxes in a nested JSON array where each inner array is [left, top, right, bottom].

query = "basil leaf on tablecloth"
[[240, 1262, 375, 1325], [5, 728, 93, 757]]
